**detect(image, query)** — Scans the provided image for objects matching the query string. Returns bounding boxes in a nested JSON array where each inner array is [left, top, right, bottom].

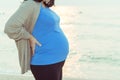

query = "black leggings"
[[30, 61, 65, 80]]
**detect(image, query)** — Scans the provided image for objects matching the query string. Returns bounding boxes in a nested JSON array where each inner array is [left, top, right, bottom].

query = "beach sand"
[[0, 74, 85, 80]]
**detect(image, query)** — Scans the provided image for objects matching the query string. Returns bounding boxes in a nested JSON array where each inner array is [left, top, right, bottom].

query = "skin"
[[43, 0, 50, 4], [29, 35, 42, 55]]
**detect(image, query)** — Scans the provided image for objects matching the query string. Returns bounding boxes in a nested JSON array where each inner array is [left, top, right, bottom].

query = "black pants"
[[30, 61, 65, 80]]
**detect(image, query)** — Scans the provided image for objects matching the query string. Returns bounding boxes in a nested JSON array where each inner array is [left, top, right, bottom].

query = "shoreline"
[[0, 74, 86, 80]]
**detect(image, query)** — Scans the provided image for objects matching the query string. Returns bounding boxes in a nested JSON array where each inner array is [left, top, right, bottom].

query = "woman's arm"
[[4, 1, 42, 54], [29, 35, 42, 55], [4, 1, 33, 40]]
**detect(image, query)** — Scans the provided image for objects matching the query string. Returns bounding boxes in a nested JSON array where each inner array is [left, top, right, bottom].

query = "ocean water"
[[0, 4, 120, 80]]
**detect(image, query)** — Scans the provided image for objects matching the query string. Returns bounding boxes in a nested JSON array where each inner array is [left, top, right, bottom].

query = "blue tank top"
[[30, 3, 69, 65]]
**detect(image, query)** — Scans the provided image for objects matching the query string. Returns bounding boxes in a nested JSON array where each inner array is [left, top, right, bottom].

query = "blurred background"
[[0, 0, 120, 80]]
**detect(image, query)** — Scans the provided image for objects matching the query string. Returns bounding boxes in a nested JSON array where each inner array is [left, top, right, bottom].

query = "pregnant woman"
[[4, 0, 69, 80]]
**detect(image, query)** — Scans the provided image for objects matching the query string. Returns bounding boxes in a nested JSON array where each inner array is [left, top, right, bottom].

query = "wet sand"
[[0, 74, 86, 80]]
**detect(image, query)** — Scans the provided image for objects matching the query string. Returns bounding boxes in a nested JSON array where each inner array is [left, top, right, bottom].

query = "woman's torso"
[[31, 3, 69, 65]]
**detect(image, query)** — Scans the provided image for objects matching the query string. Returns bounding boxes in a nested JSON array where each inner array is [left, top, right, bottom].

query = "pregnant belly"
[[34, 31, 69, 54]]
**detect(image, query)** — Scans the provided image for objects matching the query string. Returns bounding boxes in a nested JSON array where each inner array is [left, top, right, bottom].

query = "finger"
[[31, 43, 35, 54], [36, 41, 42, 46], [32, 47, 35, 55]]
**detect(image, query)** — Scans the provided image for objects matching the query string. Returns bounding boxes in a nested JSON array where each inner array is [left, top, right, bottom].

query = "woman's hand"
[[29, 35, 42, 55]]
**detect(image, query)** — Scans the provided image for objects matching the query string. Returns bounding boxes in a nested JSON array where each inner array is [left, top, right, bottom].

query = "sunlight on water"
[[0, 5, 120, 80], [54, 6, 120, 79]]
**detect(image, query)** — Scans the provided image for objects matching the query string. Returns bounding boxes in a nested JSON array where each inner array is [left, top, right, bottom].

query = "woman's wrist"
[[29, 35, 34, 40]]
